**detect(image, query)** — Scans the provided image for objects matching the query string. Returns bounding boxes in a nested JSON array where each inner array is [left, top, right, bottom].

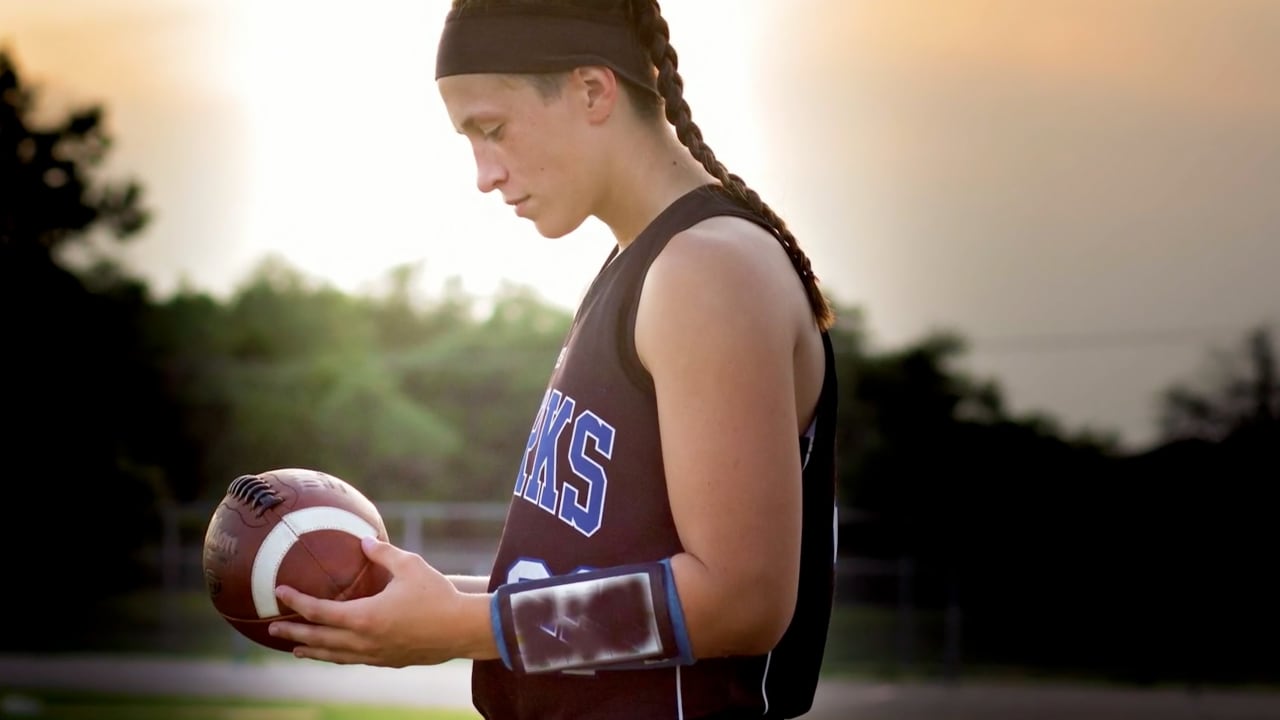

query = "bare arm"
[[635, 219, 811, 658], [445, 574, 491, 594]]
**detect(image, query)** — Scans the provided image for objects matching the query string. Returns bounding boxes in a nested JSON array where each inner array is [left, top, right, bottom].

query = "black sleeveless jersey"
[[471, 185, 839, 720]]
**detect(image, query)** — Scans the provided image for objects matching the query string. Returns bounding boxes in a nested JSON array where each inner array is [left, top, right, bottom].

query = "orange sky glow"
[[2, 0, 1277, 449]]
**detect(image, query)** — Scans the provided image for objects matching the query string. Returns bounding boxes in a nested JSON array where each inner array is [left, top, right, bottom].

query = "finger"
[[360, 535, 405, 570], [268, 619, 365, 652], [289, 644, 377, 665], [275, 585, 354, 626]]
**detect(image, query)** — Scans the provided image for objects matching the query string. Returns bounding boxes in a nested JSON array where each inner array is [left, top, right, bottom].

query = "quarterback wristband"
[[491, 558, 694, 674]]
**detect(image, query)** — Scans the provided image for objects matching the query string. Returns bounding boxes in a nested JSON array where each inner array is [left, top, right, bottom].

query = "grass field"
[[12, 584, 1280, 702], [26, 589, 921, 673], [7, 666, 1280, 720], [0, 690, 479, 720], [6, 584, 1280, 720], [15, 589, 1260, 688]]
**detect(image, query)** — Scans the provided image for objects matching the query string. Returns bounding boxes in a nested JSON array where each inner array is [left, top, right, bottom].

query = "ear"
[[573, 66, 620, 124]]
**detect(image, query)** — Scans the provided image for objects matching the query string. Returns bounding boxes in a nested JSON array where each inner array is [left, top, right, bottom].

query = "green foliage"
[[213, 350, 461, 497], [141, 261, 570, 503]]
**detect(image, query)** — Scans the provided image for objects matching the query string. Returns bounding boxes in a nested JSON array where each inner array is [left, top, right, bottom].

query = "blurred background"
[[2, 0, 1278, 714]]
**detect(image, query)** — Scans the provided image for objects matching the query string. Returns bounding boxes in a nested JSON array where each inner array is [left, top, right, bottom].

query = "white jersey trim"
[[676, 665, 685, 720], [761, 650, 773, 714], [800, 417, 817, 471]]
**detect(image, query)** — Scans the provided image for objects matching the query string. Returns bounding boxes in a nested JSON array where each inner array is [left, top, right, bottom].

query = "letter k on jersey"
[[514, 389, 616, 537]]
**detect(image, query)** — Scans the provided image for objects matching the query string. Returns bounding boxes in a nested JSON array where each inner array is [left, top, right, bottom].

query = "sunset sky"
[[2, 0, 1277, 450]]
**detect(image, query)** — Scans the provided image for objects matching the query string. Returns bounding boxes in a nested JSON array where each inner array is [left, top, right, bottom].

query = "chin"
[[532, 214, 587, 239]]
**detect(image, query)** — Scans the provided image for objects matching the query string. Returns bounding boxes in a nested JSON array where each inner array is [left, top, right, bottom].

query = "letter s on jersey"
[[514, 391, 616, 538]]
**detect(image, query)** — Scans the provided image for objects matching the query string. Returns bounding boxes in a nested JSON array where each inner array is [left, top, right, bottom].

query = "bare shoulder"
[[636, 215, 811, 351], [659, 215, 804, 297]]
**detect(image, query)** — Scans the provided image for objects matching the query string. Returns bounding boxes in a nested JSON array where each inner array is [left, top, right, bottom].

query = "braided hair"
[[449, 0, 835, 330]]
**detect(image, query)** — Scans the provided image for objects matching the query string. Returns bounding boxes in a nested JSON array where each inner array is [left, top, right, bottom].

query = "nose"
[[473, 143, 506, 194]]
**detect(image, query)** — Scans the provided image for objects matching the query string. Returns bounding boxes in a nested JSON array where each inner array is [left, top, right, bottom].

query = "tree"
[[1159, 325, 1279, 443], [824, 310, 1145, 679], [0, 48, 147, 259], [1140, 325, 1280, 684], [1, 48, 166, 649]]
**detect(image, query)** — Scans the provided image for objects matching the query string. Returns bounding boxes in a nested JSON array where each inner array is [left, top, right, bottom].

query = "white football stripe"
[[251, 506, 379, 618]]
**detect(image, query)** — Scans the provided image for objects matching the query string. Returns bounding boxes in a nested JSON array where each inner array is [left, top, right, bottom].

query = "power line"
[[963, 323, 1276, 355]]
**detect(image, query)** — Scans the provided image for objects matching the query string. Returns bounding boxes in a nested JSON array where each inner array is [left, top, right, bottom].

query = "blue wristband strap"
[[490, 558, 695, 674], [490, 591, 515, 671]]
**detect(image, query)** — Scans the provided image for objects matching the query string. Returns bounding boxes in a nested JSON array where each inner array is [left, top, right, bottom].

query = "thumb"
[[361, 535, 400, 568]]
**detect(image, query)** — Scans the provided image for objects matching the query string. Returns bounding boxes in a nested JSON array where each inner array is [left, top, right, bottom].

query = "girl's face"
[[438, 73, 600, 239]]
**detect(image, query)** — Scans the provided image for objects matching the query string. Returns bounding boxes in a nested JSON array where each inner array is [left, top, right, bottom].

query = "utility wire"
[[963, 323, 1276, 355]]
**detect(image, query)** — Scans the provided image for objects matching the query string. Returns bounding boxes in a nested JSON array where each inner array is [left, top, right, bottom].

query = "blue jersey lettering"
[[514, 390, 551, 497], [523, 390, 575, 514], [560, 411, 615, 537], [512, 389, 615, 534]]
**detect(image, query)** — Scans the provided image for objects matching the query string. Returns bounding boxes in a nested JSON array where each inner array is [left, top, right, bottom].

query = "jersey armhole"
[[619, 209, 794, 396]]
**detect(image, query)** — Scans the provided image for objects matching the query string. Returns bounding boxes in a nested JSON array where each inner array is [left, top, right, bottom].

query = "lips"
[[507, 196, 530, 216]]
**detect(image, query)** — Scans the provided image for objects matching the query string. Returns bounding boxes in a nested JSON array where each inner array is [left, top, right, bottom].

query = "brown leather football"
[[201, 468, 392, 652]]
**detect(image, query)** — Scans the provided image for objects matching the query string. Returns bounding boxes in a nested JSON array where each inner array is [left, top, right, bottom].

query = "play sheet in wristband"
[[511, 571, 663, 673]]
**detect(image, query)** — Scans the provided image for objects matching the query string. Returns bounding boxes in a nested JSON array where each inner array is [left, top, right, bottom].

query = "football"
[[201, 468, 393, 652]]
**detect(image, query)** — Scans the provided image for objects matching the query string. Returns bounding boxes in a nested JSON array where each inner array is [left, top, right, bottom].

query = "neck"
[[592, 124, 719, 250]]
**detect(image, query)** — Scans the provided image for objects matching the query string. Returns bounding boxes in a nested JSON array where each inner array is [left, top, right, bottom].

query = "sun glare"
[[226, 0, 770, 311]]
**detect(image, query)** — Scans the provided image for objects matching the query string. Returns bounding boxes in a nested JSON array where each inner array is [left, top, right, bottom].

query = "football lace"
[[227, 474, 284, 516]]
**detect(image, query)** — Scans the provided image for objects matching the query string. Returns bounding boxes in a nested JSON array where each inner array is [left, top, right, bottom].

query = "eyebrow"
[[456, 114, 500, 135]]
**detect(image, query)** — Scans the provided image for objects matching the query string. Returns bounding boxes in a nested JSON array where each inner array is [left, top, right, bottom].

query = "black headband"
[[435, 6, 657, 94]]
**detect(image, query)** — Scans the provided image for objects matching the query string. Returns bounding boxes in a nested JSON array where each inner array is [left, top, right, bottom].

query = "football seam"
[[279, 510, 383, 597], [337, 555, 386, 601], [219, 610, 305, 624]]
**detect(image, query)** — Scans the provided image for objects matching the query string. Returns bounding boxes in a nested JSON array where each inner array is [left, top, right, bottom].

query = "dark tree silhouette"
[[1159, 325, 1279, 443], [1116, 325, 1280, 685], [2, 48, 169, 650], [1, 49, 147, 256]]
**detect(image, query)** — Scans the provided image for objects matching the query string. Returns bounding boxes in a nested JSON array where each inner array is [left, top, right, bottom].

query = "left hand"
[[269, 536, 475, 667]]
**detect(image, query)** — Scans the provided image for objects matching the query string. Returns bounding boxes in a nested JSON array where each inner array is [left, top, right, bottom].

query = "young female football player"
[[270, 2, 840, 717]]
